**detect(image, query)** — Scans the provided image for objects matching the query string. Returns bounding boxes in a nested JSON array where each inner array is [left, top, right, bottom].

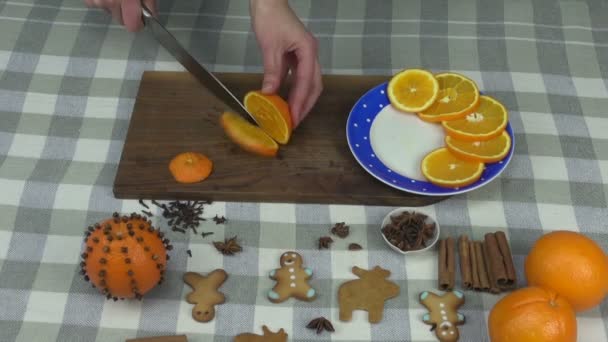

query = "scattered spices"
[[381, 211, 436, 252], [201, 232, 214, 238], [142, 210, 153, 217], [306, 317, 335, 334], [213, 236, 242, 255], [213, 215, 227, 224], [187, 249, 192, 257], [318, 236, 334, 249], [331, 222, 350, 238], [348, 243, 363, 251], [138, 199, 150, 209], [150, 200, 211, 234]]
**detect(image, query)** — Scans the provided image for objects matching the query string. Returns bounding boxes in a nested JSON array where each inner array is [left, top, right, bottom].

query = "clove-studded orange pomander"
[[79, 212, 172, 300]]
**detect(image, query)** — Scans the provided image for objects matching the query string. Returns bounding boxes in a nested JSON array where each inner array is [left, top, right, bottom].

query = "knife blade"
[[141, 4, 257, 124]]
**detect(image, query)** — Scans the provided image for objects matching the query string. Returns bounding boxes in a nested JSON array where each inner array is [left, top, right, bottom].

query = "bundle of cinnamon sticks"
[[438, 231, 517, 293]]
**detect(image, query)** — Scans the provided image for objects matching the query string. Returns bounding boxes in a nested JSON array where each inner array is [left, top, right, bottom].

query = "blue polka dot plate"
[[346, 82, 514, 197]]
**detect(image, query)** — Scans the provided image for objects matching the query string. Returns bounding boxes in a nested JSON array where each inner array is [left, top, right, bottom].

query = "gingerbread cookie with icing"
[[419, 290, 465, 342], [267, 251, 316, 303]]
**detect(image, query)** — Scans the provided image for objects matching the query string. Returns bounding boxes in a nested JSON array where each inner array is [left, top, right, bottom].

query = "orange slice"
[[446, 131, 511, 163], [418, 73, 480, 122], [220, 112, 279, 158], [244, 91, 292, 144], [442, 95, 508, 141], [169, 152, 213, 184], [388, 69, 439, 113], [421, 148, 484, 188]]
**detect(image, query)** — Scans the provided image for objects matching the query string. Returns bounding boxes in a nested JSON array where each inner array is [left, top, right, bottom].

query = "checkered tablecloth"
[[1, 0, 607, 341]]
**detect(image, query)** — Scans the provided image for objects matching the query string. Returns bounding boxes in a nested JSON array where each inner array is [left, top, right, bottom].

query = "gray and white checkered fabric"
[[1, 0, 607, 341]]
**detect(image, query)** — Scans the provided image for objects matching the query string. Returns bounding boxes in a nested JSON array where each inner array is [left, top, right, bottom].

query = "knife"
[[141, 3, 257, 124]]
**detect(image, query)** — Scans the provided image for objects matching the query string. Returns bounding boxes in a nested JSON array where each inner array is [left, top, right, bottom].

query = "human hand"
[[84, 0, 157, 32], [250, 0, 323, 127]]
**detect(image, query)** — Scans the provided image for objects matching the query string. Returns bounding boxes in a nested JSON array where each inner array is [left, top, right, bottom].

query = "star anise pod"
[[213, 215, 227, 224], [318, 236, 333, 249], [330, 222, 350, 238], [213, 236, 242, 255], [306, 317, 335, 334]]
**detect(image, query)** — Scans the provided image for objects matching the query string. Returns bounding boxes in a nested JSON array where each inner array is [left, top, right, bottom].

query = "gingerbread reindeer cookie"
[[234, 325, 287, 342], [183, 269, 228, 322], [419, 290, 465, 342], [338, 266, 400, 323], [267, 251, 316, 303]]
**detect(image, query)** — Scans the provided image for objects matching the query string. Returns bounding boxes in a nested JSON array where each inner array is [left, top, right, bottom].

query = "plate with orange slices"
[[346, 69, 514, 196]]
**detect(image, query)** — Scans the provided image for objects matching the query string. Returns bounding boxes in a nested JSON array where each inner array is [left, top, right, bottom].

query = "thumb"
[[261, 50, 284, 94]]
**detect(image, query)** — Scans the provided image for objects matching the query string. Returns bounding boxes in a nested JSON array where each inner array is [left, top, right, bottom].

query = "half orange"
[[418, 73, 480, 122], [445, 131, 511, 163], [421, 148, 484, 188], [442, 95, 508, 141], [219, 111, 279, 158], [388, 69, 439, 113], [244, 91, 292, 145]]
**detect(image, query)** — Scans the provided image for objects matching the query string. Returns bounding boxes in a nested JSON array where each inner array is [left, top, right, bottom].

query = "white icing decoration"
[[290, 283, 296, 287], [450, 331, 455, 335], [439, 303, 445, 308], [291, 253, 297, 257], [442, 331, 447, 336], [290, 275, 296, 280], [440, 310, 446, 315], [289, 268, 294, 273], [442, 316, 448, 320]]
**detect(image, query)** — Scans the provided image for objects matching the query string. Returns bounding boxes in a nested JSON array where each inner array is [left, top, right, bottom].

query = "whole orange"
[[488, 286, 577, 342], [525, 230, 608, 312], [80, 212, 171, 300]]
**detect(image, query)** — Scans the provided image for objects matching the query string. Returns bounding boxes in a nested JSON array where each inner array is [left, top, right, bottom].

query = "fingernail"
[[262, 82, 273, 93]]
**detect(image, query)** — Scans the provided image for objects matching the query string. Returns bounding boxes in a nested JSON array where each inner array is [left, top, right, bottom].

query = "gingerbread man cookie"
[[267, 251, 316, 303], [183, 269, 228, 322], [234, 325, 287, 342], [338, 266, 400, 323], [419, 290, 465, 342]]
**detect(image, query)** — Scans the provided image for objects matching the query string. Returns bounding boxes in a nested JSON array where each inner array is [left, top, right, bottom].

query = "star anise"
[[318, 236, 334, 249], [306, 317, 335, 334], [213, 215, 227, 224], [330, 222, 350, 238], [213, 236, 242, 255]]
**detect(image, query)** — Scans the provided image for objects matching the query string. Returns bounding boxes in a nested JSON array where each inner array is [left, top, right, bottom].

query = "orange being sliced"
[[244, 91, 292, 144], [421, 148, 484, 188], [418, 73, 480, 122], [220, 111, 279, 158], [442, 95, 508, 141], [388, 69, 439, 113], [446, 131, 511, 163]]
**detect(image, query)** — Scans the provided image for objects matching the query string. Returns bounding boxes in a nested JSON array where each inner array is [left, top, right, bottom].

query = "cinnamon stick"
[[495, 231, 517, 288], [482, 241, 501, 294], [458, 235, 473, 289], [474, 241, 490, 291], [447, 237, 455, 290], [438, 238, 455, 290], [470, 241, 481, 290], [484, 233, 508, 288]]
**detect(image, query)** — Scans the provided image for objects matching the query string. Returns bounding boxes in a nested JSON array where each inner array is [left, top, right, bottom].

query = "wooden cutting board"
[[113, 71, 448, 206]]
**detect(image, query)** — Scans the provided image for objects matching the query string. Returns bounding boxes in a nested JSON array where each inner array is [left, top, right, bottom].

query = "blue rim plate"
[[346, 82, 514, 197]]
